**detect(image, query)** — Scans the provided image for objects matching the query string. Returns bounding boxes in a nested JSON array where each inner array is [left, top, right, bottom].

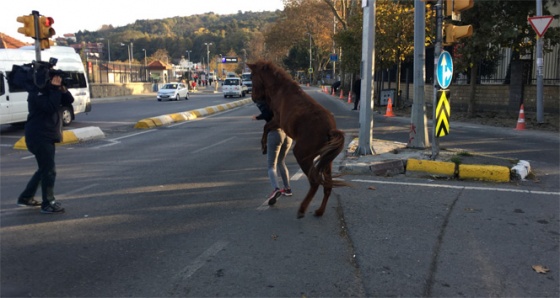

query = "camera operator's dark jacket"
[[25, 84, 74, 143]]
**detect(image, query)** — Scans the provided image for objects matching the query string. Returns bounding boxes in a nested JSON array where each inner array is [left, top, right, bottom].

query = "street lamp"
[[204, 42, 213, 75], [120, 42, 131, 82], [185, 50, 192, 80], [306, 33, 312, 71], [142, 48, 147, 81]]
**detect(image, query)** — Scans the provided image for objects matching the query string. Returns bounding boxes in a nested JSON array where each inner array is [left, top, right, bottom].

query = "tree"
[[264, 0, 336, 83], [455, 0, 560, 116]]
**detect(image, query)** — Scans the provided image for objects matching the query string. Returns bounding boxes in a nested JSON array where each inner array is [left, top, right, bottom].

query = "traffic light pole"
[[431, 0, 443, 159], [32, 10, 42, 62]]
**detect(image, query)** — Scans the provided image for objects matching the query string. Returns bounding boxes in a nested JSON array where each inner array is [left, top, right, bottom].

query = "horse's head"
[[247, 61, 269, 105]]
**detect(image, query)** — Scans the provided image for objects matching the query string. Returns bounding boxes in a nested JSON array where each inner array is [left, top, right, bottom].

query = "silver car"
[[157, 83, 189, 101]]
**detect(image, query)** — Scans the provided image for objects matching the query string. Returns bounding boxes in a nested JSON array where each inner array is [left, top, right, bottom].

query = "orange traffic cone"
[[331, 88, 335, 96], [385, 98, 395, 117], [515, 104, 526, 130], [347, 92, 352, 104], [339, 89, 344, 99]]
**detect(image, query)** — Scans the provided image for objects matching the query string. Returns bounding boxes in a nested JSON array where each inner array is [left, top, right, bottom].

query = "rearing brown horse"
[[248, 60, 348, 218]]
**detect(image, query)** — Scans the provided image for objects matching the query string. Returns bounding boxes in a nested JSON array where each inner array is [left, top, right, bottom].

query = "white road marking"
[[352, 179, 560, 196], [91, 129, 156, 149], [175, 240, 228, 280], [191, 137, 236, 154], [291, 169, 304, 181], [62, 184, 99, 196]]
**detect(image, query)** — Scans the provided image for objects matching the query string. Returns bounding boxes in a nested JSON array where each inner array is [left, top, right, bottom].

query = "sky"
[[1, 0, 285, 40]]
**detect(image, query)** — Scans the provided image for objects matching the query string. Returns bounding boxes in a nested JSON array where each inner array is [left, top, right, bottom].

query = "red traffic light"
[[43, 16, 54, 27]]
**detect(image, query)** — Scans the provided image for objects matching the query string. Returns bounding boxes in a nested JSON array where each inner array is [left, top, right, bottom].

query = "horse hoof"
[[314, 210, 324, 217], [297, 212, 305, 219]]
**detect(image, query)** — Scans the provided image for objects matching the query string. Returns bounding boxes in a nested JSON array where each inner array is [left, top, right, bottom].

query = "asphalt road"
[[1, 87, 558, 297]]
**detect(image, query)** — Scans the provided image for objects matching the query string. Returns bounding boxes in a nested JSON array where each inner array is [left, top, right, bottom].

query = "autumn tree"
[[264, 0, 336, 83]]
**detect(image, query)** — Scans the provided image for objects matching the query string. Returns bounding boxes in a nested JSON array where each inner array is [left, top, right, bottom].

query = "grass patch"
[[450, 156, 463, 165]]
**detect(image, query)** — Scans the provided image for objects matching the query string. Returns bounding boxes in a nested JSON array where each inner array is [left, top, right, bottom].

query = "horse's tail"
[[310, 129, 348, 188]]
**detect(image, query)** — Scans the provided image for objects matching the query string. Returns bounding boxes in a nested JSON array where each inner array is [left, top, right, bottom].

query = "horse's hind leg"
[[314, 186, 332, 217], [314, 163, 333, 217], [298, 183, 320, 218]]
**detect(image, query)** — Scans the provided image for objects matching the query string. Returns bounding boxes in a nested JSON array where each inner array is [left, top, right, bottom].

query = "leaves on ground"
[[532, 265, 550, 274]]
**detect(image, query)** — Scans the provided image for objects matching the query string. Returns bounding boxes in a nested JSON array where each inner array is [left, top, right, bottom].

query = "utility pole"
[[355, 0, 376, 156], [409, 0, 429, 149], [204, 42, 213, 76]]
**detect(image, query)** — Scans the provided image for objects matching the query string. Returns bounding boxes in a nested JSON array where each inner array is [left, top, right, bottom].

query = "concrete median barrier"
[[13, 126, 105, 150], [134, 98, 253, 129], [458, 164, 511, 182], [405, 159, 456, 178]]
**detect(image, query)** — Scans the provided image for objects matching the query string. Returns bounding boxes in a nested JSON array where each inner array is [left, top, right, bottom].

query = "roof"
[[148, 60, 172, 70], [0, 33, 30, 49]]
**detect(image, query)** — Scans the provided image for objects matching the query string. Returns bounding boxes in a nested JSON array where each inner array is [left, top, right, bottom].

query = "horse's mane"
[[252, 60, 301, 92]]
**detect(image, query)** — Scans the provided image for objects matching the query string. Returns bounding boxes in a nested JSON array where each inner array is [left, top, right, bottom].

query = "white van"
[[0, 46, 91, 126]]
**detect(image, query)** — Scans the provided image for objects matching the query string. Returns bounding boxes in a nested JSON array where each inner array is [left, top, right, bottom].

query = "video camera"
[[7, 57, 67, 93]]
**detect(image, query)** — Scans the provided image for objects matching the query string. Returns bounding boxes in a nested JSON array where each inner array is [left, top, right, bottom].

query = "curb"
[[340, 138, 524, 183], [14, 126, 105, 150], [134, 98, 253, 129]]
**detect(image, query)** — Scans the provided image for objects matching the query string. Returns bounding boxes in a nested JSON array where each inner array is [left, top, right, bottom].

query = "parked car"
[[222, 78, 247, 98], [157, 83, 189, 101]]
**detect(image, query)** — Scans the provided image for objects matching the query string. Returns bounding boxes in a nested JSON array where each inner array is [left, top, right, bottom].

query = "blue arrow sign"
[[437, 51, 453, 89]]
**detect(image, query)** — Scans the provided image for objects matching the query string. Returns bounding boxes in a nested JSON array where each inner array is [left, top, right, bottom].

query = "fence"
[[84, 60, 150, 84]]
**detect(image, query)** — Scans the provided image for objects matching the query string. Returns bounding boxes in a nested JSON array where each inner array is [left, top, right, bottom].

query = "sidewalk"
[[335, 137, 519, 183]]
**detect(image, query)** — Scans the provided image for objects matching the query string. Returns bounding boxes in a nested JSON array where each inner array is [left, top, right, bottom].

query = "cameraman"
[[17, 74, 74, 214]]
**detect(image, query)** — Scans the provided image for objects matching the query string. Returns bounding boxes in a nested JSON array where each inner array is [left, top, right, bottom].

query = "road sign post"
[[528, 13, 553, 123]]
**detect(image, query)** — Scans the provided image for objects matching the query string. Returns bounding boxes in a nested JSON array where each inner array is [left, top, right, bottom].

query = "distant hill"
[[72, 11, 281, 64]]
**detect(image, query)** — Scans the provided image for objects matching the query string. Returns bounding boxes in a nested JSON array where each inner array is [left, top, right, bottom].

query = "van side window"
[[65, 72, 87, 89], [0, 73, 5, 96]]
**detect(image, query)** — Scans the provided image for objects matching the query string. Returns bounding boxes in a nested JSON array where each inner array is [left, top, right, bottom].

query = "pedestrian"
[[17, 74, 74, 214], [331, 80, 341, 94], [252, 102, 293, 206], [352, 74, 361, 110]]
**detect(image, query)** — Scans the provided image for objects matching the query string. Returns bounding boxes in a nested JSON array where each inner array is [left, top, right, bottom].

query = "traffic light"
[[446, 0, 474, 20], [445, 23, 473, 44], [40, 39, 54, 50], [16, 15, 35, 38], [444, 0, 474, 44], [38, 16, 55, 49], [39, 16, 55, 39]]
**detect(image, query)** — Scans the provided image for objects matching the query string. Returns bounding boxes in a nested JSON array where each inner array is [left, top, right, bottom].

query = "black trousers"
[[353, 97, 361, 110], [19, 140, 57, 206]]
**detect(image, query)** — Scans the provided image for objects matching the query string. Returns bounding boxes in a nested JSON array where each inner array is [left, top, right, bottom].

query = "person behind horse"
[[252, 101, 293, 205], [352, 74, 361, 110], [331, 80, 341, 94]]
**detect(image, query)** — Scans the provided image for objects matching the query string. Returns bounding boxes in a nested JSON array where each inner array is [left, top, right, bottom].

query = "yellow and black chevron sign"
[[436, 90, 451, 137]]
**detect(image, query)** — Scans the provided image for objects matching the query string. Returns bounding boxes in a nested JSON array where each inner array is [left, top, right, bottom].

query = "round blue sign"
[[437, 51, 453, 89]]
